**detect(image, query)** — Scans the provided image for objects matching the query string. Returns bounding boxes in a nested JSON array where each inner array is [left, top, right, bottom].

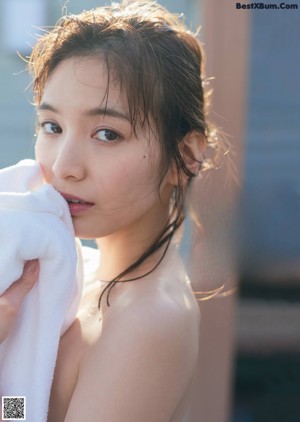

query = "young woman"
[[0, 2, 221, 420]]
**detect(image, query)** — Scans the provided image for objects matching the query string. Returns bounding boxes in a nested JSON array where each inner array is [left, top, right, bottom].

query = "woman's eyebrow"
[[37, 102, 130, 122], [85, 106, 130, 122], [37, 102, 59, 113]]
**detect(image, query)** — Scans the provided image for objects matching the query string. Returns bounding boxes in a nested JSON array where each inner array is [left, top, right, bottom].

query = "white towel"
[[0, 159, 83, 422]]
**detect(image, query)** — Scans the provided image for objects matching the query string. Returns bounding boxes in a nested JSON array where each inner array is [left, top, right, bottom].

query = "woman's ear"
[[166, 131, 206, 187], [180, 130, 206, 176]]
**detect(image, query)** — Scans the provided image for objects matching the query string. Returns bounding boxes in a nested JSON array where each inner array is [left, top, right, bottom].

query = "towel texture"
[[0, 159, 83, 422]]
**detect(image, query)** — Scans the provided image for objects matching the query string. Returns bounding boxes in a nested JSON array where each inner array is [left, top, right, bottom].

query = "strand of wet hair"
[[98, 217, 179, 309], [97, 214, 183, 312]]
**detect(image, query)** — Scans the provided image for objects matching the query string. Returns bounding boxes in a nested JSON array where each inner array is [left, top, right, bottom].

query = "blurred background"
[[0, 0, 299, 421]]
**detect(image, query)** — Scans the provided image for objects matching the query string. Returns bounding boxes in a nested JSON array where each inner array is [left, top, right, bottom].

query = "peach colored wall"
[[187, 1, 250, 421]]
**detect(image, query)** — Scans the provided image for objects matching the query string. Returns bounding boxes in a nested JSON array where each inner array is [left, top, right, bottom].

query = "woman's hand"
[[0, 260, 39, 344]]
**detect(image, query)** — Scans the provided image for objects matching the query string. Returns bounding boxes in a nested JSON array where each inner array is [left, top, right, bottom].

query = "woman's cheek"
[[35, 140, 52, 182], [34, 137, 44, 162]]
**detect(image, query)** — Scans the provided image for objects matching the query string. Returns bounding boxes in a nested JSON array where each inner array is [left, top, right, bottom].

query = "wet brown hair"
[[28, 1, 221, 309]]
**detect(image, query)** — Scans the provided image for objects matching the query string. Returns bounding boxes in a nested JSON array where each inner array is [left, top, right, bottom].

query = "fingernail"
[[25, 259, 39, 273]]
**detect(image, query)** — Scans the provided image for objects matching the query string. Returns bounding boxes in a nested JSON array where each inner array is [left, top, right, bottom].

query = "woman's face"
[[35, 56, 173, 239]]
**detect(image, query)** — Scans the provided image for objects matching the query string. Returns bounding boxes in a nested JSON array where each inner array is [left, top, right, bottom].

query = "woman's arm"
[[0, 260, 39, 422], [64, 296, 198, 422]]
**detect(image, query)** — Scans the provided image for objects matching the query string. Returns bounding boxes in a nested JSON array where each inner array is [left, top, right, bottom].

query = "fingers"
[[3, 259, 39, 308], [0, 260, 39, 343]]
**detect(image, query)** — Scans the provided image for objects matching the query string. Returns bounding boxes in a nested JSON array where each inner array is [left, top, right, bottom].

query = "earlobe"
[[180, 131, 206, 176]]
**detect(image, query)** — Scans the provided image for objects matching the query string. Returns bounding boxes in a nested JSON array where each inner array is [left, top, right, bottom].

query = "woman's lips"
[[59, 192, 95, 215]]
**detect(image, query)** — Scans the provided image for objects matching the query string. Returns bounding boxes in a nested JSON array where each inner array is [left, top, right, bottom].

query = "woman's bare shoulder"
[[105, 245, 201, 347], [65, 293, 199, 422], [63, 253, 200, 422]]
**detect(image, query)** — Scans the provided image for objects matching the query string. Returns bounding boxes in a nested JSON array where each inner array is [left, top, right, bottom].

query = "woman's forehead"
[[41, 56, 128, 111]]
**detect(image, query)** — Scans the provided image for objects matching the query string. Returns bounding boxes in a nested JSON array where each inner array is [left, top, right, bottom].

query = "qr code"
[[2, 396, 26, 420]]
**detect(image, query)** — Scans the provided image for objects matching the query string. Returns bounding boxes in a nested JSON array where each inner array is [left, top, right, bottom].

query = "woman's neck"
[[95, 204, 174, 282]]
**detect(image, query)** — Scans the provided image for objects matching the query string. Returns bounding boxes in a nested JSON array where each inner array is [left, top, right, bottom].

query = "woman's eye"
[[93, 129, 120, 142], [41, 122, 62, 134]]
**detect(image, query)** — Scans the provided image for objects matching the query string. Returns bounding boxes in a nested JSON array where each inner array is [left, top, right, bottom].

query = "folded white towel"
[[0, 159, 83, 422]]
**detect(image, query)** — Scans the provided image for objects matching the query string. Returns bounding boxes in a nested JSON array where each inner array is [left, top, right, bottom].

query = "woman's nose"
[[52, 136, 86, 181]]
